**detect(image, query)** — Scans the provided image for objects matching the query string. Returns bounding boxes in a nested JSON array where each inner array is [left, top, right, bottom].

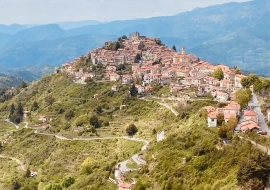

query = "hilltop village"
[[60, 32, 246, 101], [59, 32, 267, 130]]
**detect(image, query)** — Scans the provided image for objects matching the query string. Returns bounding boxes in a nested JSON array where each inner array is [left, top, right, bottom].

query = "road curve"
[[0, 155, 26, 171], [4, 119, 19, 129]]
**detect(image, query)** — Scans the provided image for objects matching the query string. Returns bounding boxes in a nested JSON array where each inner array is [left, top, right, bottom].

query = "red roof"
[[244, 110, 257, 117], [208, 111, 218, 119], [118, 182, 132, 188]]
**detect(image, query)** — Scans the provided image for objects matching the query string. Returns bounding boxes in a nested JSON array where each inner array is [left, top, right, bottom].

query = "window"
[[211, 119, 215, 122]]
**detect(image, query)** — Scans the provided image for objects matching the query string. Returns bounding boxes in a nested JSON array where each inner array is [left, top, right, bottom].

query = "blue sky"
[[0, 0, 249, 25]]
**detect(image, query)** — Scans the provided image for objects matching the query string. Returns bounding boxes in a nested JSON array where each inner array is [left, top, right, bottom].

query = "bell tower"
[[181, 47, 186, 55]]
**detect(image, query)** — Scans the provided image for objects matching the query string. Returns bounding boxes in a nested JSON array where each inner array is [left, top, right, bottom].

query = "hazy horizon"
[[0, 0, 250, 25]]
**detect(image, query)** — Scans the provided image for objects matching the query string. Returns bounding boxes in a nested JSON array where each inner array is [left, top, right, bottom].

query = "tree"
[[227, 116, 238, 130], [44, 184, 62, 190], [21, 81, 27, 88], [218, 123, 231, 138], [16, 101, 24, 116], [234, 89, 252, 109], [45, 96, 55, 105], [129, 84, 138, 97], [241, 77, 250, 88], [116, 63, 126, 71], [237, 153, 270, 190], [89, 115, 101, 128], [172, 45, 177, 52], [25, 168, 31, 177], [217, 113, 224, 126], [65, 110, 75, 120], [10, 103, 15, 116], [134, 53, 141, 63], [94, 105, 103, 115], [81, 157, 95, 174], [126, 123, 138, 136], [61, 176, 75, 188], [212, 68, 224, 81], [233, 66, 242, 74], [31, 101, 39, 111]]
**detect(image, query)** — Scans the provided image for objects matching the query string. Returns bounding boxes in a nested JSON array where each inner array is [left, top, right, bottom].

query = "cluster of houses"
[[204, 101, 262, 132], [58, 32, 247, 100]]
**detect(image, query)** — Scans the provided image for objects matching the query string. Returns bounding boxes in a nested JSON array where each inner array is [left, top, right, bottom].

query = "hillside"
[[0, 0, 269, 76], [0, 49, 269, 189]]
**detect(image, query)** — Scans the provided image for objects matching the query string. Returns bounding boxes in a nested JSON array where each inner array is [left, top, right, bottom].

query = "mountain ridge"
[[0, 0, 269, 76]]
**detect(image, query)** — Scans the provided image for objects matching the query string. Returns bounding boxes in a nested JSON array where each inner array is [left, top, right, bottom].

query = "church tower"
[[181, 47, 186, 55]]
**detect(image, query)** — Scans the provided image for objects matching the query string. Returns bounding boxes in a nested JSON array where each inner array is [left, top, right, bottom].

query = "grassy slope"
[[0, 72, 172, 189], [129, 115, 269, 190]]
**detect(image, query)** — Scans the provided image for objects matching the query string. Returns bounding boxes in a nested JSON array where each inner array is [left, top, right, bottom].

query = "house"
[[109, 73, 120, 81], [208, 111, 218, 127], [93, 94, 100, 99], [240, 120, 261, 131], [216, 91, 229, 102], [144, 85, 154, 93], [38, 116, 47, 123], [243, 109, 257, 121], [120, 105, 129, 110], [81, 73, 91, 82], [217, 101, 241, 116], [23, 111, 30, 118], [118, 182, 132, 190], [122, 75, 133, 85], [203, 106, 216, 113], [234, 74, 246, 89], [30, 171, 38, 177], [160, 75, 171, 85], [41, 125, 49, 130], [135, 84, 144, 94], [112, 85, 120, 92]]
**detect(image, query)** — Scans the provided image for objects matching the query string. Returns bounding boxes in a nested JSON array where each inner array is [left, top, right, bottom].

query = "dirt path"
[[0, 155, 26, 171]]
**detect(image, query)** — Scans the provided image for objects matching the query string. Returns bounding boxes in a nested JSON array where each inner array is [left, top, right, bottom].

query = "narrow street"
[[249, 93, 270, 135]]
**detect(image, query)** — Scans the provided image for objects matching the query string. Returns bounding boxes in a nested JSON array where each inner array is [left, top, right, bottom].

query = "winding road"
[[140, 97, 179, 116], [0, 155, 26, 171], [3, 119, 149, 173]]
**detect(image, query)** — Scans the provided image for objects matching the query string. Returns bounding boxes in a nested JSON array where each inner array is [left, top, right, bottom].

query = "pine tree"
[[172, 45, 177, 52], [129, 84, 138, 97]]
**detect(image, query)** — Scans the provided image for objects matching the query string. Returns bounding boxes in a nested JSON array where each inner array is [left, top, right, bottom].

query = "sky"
[[0, 0, 250, 25]]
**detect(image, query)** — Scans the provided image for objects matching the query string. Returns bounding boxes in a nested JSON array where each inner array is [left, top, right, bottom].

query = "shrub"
[[126, 123, 138, 136], [61, 176, 75, 188]]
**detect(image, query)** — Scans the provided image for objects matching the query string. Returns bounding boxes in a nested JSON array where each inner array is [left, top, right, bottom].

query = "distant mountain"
[[0, 73, 23, 88], [0, 34, 116, 68], [0, 24, 27, 34], [0, 32, 11, 47], [0, 0, 269, 76], [7, 24, 66, 45], [56, 20, 101, 30]]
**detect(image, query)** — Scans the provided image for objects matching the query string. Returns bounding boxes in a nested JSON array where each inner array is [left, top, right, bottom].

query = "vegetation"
[[128, 116, 270, 190], [234, 88, 252, 109], [212, 67, 224, 81], [241, 74, 270, 100], [126, 123, 138, 136]]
